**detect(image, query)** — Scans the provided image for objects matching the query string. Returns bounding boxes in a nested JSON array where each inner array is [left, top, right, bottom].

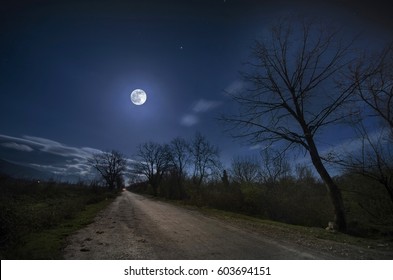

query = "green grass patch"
[[0, 177, 118, 259], [8, 199, 113, 259]]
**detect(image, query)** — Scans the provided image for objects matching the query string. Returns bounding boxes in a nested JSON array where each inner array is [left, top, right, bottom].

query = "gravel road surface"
[[63, 191, 393, 260]]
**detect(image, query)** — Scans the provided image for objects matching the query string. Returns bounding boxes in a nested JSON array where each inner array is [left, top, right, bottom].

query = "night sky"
[[1, 0, 392, 181]]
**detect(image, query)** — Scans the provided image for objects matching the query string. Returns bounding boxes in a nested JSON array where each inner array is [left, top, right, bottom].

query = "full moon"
[[130, 89, 147, 105]]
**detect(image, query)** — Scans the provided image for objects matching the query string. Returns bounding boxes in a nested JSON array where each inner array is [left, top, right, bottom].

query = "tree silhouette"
[[230, 155, 260, 184], [88, 150, 126, 189], [132, 142, 172, 196], [190, 132, 221, 187], [339, 43, 393, 206], [352, 43, 393, 130], [223, 18, 359, 231], [168, 137, 190, 198], [259, 149, 291, 185], [169, 137, 190, 181]]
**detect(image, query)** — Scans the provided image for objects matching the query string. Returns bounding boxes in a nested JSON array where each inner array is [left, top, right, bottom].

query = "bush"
[[337, 173, 393, 237], [201, 182, 243, 212]]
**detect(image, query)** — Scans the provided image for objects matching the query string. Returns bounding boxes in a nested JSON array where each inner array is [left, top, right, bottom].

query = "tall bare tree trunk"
[[307, 136, 347, 231]]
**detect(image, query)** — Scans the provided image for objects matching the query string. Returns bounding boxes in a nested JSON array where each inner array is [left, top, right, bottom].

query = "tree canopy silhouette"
[[88, 150, 126, 189], [223, 18, 360, 232]]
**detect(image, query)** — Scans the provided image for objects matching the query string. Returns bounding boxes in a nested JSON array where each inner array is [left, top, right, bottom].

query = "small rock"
[[80, 248, 90, 252]]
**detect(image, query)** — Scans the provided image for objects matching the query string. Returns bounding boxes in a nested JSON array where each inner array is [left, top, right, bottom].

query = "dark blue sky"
[[1, 0, 392, 180]]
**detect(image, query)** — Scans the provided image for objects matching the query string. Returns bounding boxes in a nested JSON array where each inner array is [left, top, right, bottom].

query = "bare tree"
[[295, 163, 316, 184], [88, 150, 126, 189], [352, 43, 393, 130], [169, 137, 190, 180], [259, 149, 291, 185], [167, 137, 190, 198], [344, 123, 393, 204], [340, 43, 393, 205], [190, 132, 221, 186], [223, 18, 358, 231], [230, 155, 260, 184], [132, 142, 172, 196]]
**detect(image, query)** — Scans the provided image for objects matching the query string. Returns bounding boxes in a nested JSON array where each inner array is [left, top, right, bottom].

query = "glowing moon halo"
[[130, 89, 147, 105]]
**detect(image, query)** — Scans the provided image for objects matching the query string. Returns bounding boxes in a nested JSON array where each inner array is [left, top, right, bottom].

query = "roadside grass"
[[198, 207, 393, 248], [7, 199, 113, 259], [0, 177, 117, 259], [147, 194, 393, 249]]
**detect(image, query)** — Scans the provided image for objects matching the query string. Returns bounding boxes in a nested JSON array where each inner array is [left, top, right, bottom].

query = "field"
[[0, 176, 118, 259]]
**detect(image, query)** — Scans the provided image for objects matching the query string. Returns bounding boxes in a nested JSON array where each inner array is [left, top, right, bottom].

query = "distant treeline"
[[127, 134, 393, 238]]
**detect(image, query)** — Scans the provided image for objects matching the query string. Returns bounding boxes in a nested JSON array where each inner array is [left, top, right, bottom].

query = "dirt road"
[[63, 191, 393, 260]]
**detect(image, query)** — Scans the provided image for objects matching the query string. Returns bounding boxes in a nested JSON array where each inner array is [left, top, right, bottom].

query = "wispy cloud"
[[249, 144, 262, 150], [180, 98, 221, 127], [1, 142, 34, 152], [29, 163, 68, 174], [192, 99, 221, 113], [320, 128, 390, 160], [0, 134, 41, 149], [0, 133, 131, 181], [225, 80, 245, 96], [180, 114, 199, 127], [21, 135, 101, 159]]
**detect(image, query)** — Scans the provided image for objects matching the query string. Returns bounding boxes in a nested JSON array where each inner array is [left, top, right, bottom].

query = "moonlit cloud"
[[80, 147, 103, 155], [180, 114, 199, 127], [23, 136, 61, 147], [249, 144, 262, 150], [320, 128, 390, 160], [0, 133, 133, 181], [29, 163, 68, 174], [22, 135, 95, 158], [192, 99, 221, 113], [225, 80, 245, 96], [180, 98, 221, 127], [1, 142, 34, 152], [0, 134, 40, 149]]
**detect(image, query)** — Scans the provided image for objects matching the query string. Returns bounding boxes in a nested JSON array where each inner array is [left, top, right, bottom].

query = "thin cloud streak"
[[180, 98, 221, 127], [1, 142, 34, 152], [320, 127, 390, 160], [225, 80, 246, 96], [22, 135, 102, 159], [0, 133, 133, 181], [192, 99, 222, 113]]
